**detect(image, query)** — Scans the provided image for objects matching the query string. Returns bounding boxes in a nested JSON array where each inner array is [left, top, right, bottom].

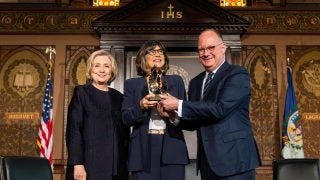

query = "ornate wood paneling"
[[234, 10, 320, 34], [93, 0, 249, 35], [242, 45, 278, 180], [0, 10, 106, 34], [287, 46, 320, 158], [242, 45, 278, 165], [0, 45, 53, 156], [1, 8, 320, 34]]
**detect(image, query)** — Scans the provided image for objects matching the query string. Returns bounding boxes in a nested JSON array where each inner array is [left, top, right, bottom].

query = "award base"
[[149, 95, 161, 101]]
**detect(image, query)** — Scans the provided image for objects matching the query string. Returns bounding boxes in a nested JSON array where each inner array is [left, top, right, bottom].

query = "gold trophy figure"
[[148, 66, 167, 101]]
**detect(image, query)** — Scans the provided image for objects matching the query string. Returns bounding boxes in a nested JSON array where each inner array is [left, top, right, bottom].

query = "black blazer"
[[181, 62, 261, 176], [122, 75, 189, 172], [66, 84, 129, 180]]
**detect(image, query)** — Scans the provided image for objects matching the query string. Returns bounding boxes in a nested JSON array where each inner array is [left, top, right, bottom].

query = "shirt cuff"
[[177, 100, 183, 117], [170, 118, 180, 126]]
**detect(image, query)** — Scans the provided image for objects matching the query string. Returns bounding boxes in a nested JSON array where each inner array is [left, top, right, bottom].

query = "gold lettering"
[[5, 112, 40, 121], [161, 3, 183, 19], [310, 17, 319, 25], [302, 113, 320, 121], [2, 16, 13, 24], [286, 17, 297, 26], [24, 16, 35, 25], [167, 11, 175, 18], [176, 11, 183, 19], [69, 17, 78, 25], [266, 17, 275, 25], [46, 16, 55, 26], [161, 11, 165, 19]]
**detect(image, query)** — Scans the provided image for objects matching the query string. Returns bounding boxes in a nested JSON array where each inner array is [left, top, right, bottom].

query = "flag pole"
[[45, 46, 56, 73], [37, 46, 56, 168]]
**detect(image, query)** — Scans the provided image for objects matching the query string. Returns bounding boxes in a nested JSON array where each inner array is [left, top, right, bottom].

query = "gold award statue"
[[148, 65, 167, 101]]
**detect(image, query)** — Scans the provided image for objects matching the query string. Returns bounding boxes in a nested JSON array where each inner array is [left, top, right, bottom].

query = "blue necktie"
[[203, 72, 214, 98]]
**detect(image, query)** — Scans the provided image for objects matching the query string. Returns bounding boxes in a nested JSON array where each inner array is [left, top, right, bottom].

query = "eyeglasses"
[[198, 42, 223, 55], [146, 49, 164, 56]]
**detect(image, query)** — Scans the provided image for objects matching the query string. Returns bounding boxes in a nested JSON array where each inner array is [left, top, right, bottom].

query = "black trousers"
[[132, 134, 185, 180], [199, 143, 255, 180]]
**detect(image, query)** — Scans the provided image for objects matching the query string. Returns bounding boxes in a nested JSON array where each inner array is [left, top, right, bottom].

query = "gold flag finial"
[[45, 46, 56, 71]]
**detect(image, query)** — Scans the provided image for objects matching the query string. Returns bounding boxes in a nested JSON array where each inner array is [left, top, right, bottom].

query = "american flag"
[[37, 71, 53, 165]]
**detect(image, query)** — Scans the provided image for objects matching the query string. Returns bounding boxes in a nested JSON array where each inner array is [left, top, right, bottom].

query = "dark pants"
[[199, 144, 255, 180], [132, 134, 185, 180]]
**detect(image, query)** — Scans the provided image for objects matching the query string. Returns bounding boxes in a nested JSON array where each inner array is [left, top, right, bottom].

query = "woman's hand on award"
[[140, 94, 158, 109]]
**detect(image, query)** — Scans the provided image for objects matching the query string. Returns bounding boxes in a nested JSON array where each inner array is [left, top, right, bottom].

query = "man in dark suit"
[[159, 29, 261, 180]]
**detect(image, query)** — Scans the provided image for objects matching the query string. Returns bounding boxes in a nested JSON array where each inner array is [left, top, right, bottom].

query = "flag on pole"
[[281, 67, 304, 159], [37, 47, 55, 165]]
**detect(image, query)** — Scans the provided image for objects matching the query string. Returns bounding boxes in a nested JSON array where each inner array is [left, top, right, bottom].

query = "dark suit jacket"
[[122, 75, 189, 172], [181, 62, 260, 177], [66, 84, 129, 180]]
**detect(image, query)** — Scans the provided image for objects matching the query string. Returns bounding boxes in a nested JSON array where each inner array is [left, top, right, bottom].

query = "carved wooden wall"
[[242, 45, 277, 180], [241, 45, 320, 180], [0, 45, 53, 156], [287, 46, 320, 158], [242, 45, 279, 165]]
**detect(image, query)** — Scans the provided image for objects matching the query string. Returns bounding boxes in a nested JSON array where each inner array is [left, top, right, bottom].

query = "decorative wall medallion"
[[296, 59, 320, 98], [301, 63, 320, 97], [3, 59, 43, 98], [288, 46, 320, 158], [166, 64, 190, 90]]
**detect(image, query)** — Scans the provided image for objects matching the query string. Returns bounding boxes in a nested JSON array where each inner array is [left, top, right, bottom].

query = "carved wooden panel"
[[0, 10, 106, 33], [287, 46, 320, 158], [242, 45, 278, 166], [233, 10, 320, 34], [0, 45, 53, 156], [242, 45, 277, 180]]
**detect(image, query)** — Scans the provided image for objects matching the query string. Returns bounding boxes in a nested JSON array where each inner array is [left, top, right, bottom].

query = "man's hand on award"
[[140, 94, 158, 109], [157, 103, 179, 124], [159, 93, 179, 111], [156, 103, 171, 118]]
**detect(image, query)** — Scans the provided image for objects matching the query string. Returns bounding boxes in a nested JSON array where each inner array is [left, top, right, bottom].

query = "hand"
[[74, 165, 86, 180], [156, 103, 176, 118], [156, 103, 170, 118], [159, 93, 179, 111], [140, 94, 158, 109]]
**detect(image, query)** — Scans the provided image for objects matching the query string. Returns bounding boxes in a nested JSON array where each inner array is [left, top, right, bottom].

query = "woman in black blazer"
[[122, 40, 189, 180], [66, 50, 129, 180]]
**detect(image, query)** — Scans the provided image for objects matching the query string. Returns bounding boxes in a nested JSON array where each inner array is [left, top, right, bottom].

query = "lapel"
[[138, 77, 149, 97], [193, 72, 206, 100], [162, 75, 173, 93], [202, 61, 231, 100]]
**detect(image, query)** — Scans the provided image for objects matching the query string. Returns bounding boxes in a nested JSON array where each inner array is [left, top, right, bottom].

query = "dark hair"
[[135, 40, 170, 77]]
